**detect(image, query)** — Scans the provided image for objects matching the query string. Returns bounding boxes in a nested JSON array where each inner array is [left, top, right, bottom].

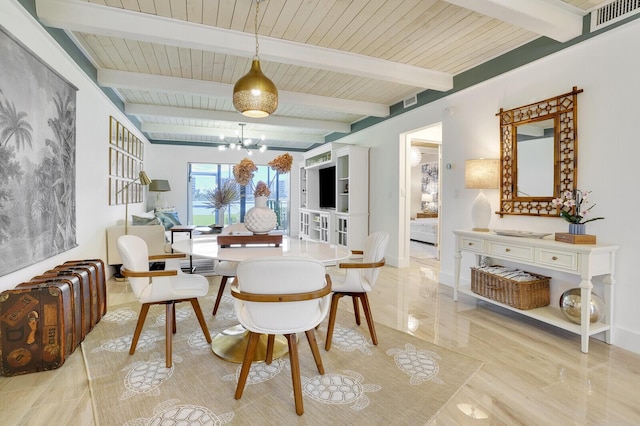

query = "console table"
[[453, 230, 618, 353]]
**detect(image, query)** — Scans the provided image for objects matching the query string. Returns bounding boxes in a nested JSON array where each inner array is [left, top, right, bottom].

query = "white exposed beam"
[[99, 69, 389, 118], [141, 123, 324, 144], [444, 0, 584, 42], [126, 104, 350, 134], [36, 0, 453, 91]]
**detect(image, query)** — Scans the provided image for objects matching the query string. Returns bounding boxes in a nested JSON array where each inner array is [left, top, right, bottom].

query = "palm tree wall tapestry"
[[0, 26, 78, 277]]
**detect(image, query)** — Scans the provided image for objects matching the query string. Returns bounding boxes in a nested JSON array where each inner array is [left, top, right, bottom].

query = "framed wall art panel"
[[0, 25, 78, 276]]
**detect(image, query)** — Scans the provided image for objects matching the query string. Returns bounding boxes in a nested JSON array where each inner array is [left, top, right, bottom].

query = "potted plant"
[[551, 190, 604, 234]]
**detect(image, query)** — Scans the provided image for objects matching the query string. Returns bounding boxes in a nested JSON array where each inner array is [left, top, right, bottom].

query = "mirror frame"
[[497, 87, 583, 217]]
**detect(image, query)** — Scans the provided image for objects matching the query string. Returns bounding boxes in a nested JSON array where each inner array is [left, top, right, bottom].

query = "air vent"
[[403, 95, 417, 109], [591, 0, 640, 31]]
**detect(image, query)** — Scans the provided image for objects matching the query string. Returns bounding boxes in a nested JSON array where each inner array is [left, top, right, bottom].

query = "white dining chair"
[[117, 235, 212, 367], [232, 256, 332, 415], [211, 223, 248, 316], [325, 231, 389, 350]]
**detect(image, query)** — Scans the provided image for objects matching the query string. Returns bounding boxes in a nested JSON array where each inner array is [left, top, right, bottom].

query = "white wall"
[[334, 19, 640, 354], [0, 0, 150, 290]]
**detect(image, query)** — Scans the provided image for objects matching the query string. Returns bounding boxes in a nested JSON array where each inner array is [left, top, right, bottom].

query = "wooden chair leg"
[[305, 329, 324, 374], [172, 303, 177, 334], [359, 293, 378, 345], [285, 333, 304, 415], [325, 293, 343, 351], [190, 298, 212, 343], [212, 276, 229, 315], [235, 332, 261, 400], [352, 295, 361, 325], [265, 334, 275, 364], [165, 302, 174, 368], [130, 303, 150, 355]]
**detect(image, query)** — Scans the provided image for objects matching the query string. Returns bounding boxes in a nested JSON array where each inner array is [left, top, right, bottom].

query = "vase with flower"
[[551, 190, 604, 235], [233, 153, 293, 234], [203, 180, 240, 229]]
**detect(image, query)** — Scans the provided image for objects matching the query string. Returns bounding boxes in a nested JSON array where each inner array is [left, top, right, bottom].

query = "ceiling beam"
[[126, 104, 351, 134], [444, 0, 584, 42], [99, 69, 388, 118], [36, 0, 453, 91], [140, 123, 325, 144]]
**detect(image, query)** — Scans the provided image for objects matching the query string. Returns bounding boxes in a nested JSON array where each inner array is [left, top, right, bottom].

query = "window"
[[188, 162, 289, 233]]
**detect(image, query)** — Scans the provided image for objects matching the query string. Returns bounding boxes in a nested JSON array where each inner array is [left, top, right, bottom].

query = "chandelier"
[[217, 123, 267, 154], [232, 0, 278, 118]]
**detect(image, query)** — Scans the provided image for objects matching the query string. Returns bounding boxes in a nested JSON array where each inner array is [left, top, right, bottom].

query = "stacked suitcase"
[[0, 259, 107, 376]]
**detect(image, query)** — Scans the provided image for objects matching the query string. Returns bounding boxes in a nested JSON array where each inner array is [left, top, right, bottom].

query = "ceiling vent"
[[591, 0, 640, 31], [403, 95, 417, 109]]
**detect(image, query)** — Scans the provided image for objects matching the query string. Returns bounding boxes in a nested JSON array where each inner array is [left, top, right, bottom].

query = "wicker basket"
[[470, 267, 550, 310]]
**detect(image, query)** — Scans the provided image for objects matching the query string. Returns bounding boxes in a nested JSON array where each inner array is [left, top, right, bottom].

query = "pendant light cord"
[[254, 0, 260, 58]]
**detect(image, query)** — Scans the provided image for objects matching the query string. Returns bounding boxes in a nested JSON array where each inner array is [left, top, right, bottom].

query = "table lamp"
[[149, 179, 171, 208], [465, 159, 499, 231], [116, 171, 152, 234]]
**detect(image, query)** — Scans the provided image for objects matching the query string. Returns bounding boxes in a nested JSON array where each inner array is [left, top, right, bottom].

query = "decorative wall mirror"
[[497, 87, 583, 217]]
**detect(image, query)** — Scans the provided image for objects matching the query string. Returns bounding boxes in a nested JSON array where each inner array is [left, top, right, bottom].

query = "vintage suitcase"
[[51, 265, 96, 332], [49, 266, 93, 336], [40, 269, 91, 342], [0, 282, 74, 376], [64, 259, 107, 321], [16, 279, 76, 356]]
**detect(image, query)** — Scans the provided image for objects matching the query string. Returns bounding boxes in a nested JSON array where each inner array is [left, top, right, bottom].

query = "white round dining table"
[[171, 235, 351, 362], [171, 236, 351, 265]]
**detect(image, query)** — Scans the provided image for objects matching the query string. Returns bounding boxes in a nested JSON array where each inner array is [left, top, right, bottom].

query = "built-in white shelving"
[[298, 144, 369, 250]]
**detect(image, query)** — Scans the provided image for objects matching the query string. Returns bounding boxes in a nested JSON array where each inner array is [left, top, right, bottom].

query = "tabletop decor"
[[203, 180, 240, 227], [559, 288, 605, 324], [233, 154, 292, 234], [552, 189, 603, 243]]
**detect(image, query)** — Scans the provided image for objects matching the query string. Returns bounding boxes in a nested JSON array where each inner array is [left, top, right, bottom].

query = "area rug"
[[82, 295, 482, 425]]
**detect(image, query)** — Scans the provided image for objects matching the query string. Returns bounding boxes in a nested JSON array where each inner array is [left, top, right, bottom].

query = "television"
[[318, 166, 336, 209]]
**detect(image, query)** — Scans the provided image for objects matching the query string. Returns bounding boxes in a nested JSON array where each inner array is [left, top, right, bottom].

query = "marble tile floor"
[[2, 259, 640, 425]]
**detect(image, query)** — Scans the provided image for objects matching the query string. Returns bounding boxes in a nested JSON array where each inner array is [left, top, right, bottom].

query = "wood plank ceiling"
[[36, 0, 609, 151]]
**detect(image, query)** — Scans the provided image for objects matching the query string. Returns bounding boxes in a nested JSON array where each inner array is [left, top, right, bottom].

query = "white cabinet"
[[298, 144, 369, 250], [334, 146, 369, 250], [336, 214, 348, 246], [453, 230, 618, 353], [300, 209, 330, 242], [314, 212, 330, 243], [299, 210, 310, 238]]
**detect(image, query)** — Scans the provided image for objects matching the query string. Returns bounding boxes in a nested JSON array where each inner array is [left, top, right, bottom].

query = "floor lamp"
[[465, 159, 499, 231], [117, 171, 152, 235]]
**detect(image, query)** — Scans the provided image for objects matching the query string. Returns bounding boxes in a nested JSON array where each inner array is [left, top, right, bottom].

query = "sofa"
[[106, 224, 169, 265], [409, 217, 438, 245]]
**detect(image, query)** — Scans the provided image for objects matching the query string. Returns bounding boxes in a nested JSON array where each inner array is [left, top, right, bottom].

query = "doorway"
[[404, 124, 442, 265]]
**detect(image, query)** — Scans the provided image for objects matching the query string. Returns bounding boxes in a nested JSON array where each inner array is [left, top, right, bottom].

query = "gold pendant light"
[[233, 0, 278, 118]]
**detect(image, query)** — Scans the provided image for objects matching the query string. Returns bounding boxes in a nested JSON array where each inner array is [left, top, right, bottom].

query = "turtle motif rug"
[[82, 295, 482, 425]]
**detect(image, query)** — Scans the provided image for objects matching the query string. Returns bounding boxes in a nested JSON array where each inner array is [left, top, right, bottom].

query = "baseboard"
[[614, 327, 640, 355]]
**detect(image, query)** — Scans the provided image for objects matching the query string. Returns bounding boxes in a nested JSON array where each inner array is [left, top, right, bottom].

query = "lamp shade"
[[464, 159, 499, 232], [149, 179, 171, 192], [464, 159, 499, 189], [233, 60, 278, 117], [138, 171, 152, 186], [410, 146, 422, 167], [421, 193, 433, 202]]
